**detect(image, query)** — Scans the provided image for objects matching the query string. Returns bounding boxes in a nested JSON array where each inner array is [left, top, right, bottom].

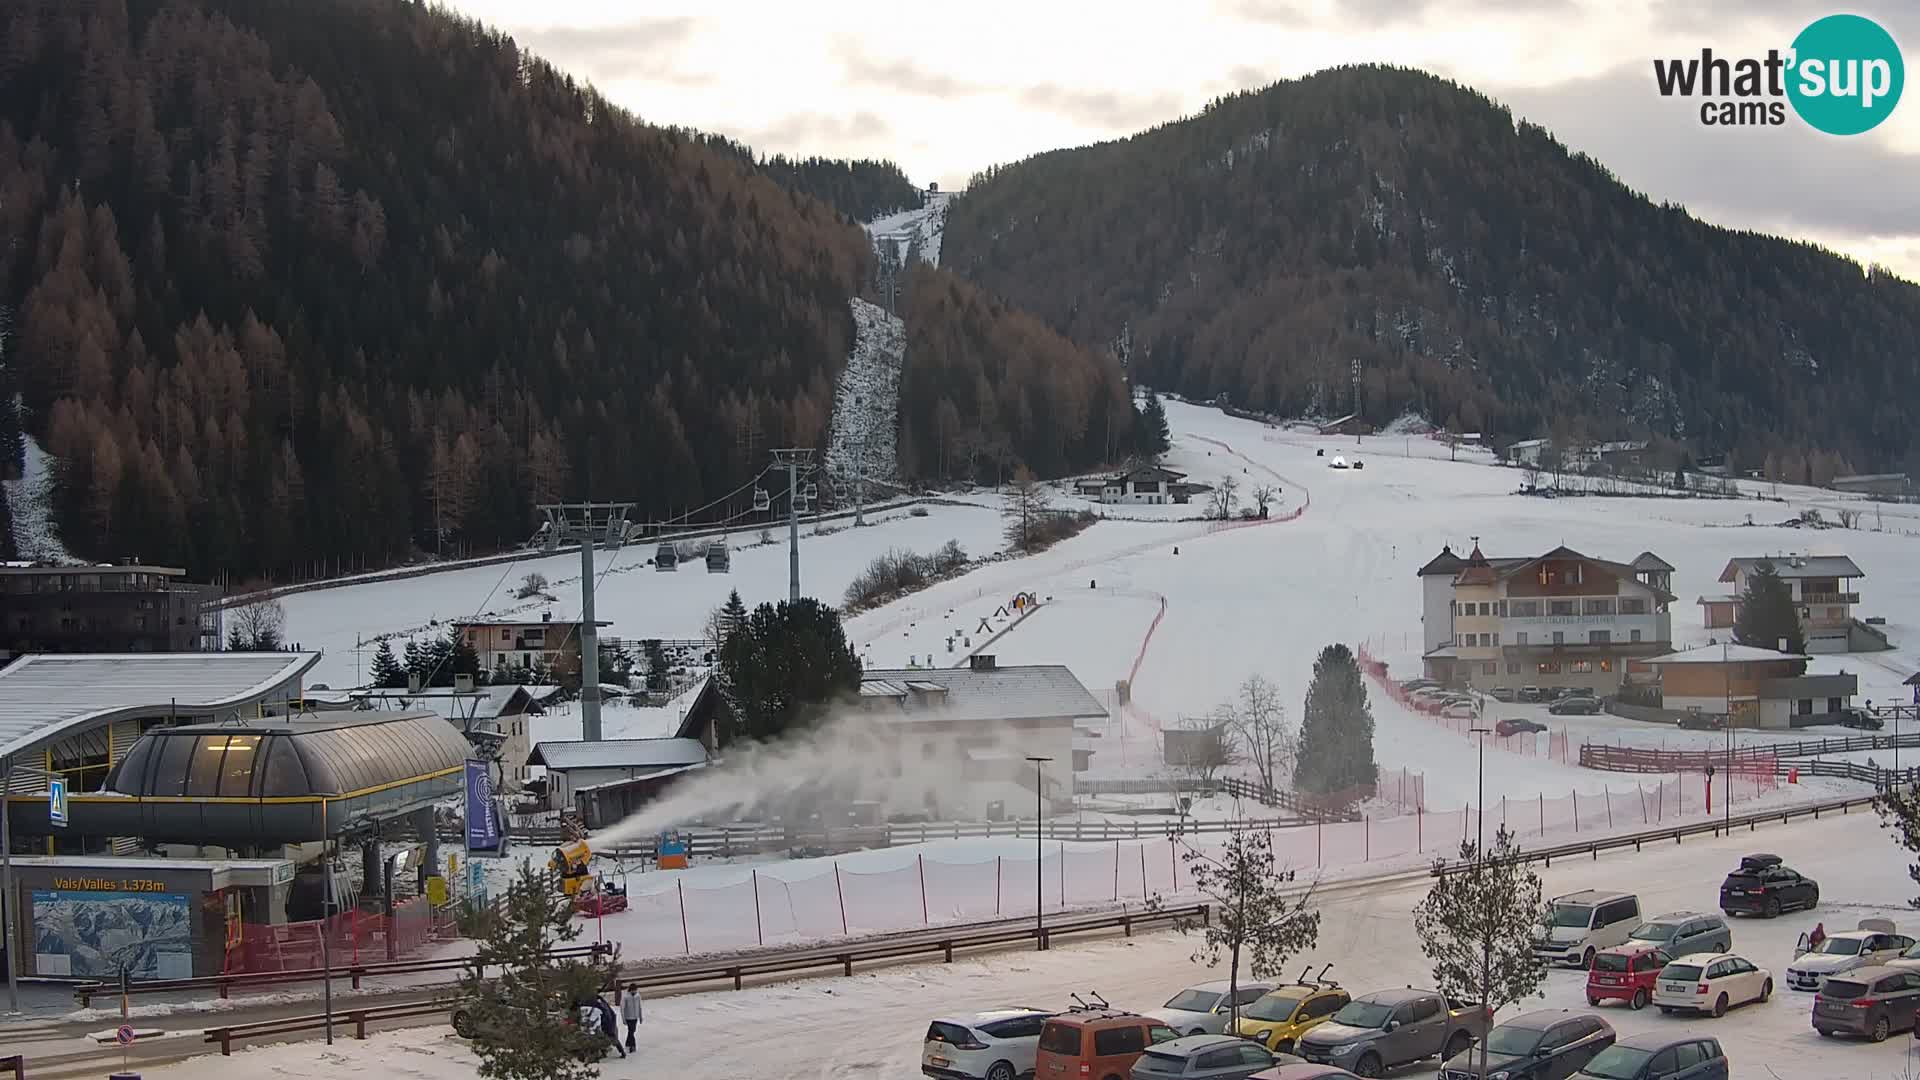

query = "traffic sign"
[[48, 777, 67, 827], [116, 1024, 136, 1045]]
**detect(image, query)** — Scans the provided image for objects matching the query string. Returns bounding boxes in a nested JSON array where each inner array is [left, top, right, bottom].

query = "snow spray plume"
[[592, 706, 1057, 847]]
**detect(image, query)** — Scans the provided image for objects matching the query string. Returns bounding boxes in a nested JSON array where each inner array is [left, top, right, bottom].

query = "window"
[[1231, 987, 1267, 1006], [1303, 996, 1343, 1020], [1589, 630, 1611, 644], [1798, 699, 1814, 716], [1570, 660, 1594, 674], [1630, 629, 1642, 643], [186, 735, 229, 796], [1599, 659, 1614, 672], [1510, 600, 1540, 617], [1478, 633, 1490, 647], [1538, 661, 1561, 674], [1647, 1050, 1677, 1075], [1507, 663, 1521, 674], [1237, 1045, 1272, 1067], [1828, 698, 1843, 715], [1550, 600, 1576, 616], [1584, 598, 1615, 615], [1492, 633, 1501, 646], [501, 629, 511, 641], [1515, 632, 1529, 646], [982, 1016, 1046, 1039], [1093, 1026, 1145, 1056], [1620, 597, 1647, 614], [1552, 631, 1565, 645], [1483, 662, 1497, 675], [1037, 1024, 1081, 1055], [215, 735, 260, 796], [1672, 1043, 1708, 1069], [1479, 602, 1491, 616], [1196, 1049, 1239, 1069]]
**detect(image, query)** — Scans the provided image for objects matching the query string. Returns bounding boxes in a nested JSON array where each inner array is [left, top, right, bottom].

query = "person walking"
[[595, 995, 626, 1059], [622, 985, 643, 1052]]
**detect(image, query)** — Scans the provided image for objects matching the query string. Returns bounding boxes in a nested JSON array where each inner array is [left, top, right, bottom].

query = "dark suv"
[[1719, 854, 1818, 918]]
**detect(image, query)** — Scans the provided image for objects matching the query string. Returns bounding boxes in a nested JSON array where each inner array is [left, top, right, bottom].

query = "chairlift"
[[801, 482, 819, 502], [706, 541, 731, 573], [753, 488, 772, 512], [654, 542, 678, 571]]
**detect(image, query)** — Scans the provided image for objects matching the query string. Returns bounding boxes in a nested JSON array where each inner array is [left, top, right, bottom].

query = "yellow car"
[[1227, 983, 1352, 1054]]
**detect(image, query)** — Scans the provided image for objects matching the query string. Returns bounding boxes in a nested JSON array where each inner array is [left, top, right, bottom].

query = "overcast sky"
[[449, 0, 1920, 279]]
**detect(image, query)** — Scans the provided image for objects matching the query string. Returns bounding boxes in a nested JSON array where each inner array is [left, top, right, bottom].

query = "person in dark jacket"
[[595, 995, 625, 1058]]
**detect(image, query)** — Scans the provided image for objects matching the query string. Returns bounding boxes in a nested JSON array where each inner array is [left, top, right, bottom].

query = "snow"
[[866, 189, 951, 267], [4, 429, 79, 563], [824, 298, 904, 491], [143, 810, 1920, 1079]]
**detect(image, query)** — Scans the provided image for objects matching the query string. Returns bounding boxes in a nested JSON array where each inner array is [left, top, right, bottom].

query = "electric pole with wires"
[[538, 502, 632, 742], [771, 449, 815, 601]]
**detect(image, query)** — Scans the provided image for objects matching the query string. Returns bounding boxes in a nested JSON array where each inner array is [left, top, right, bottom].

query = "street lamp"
[[1469, 728, 1491, 854], [1026, 755, 1053, 950]]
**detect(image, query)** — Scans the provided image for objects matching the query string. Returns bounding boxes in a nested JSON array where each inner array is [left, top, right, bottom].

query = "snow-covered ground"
[[142, 810, 1920, 1079], [4, 429, 78, 562], [824, 298, 905, 491], [867, 189, 950, 267]]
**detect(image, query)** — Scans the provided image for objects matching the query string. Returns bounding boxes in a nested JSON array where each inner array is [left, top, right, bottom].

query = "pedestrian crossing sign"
[[48, 777, 68, 827]]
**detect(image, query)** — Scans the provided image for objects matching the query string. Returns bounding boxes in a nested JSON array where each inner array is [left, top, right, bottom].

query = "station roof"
[[0, 652, 319, 761], [529, 737, 708, 772], [107, 710, 471, 798], [858, 665, 1107, 724]]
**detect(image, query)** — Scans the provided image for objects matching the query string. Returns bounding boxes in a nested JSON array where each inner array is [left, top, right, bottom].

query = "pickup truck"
[[1294, 988, 1491, 1077]]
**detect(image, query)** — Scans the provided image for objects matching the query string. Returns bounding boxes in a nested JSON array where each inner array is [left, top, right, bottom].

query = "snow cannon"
[[551, 840, 594, 897]]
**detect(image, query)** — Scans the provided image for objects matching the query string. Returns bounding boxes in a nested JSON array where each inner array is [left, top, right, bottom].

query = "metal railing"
[[205, 998, 456, 1055], [1431, 794, 1879, 876], [1580, 732, 1920, 772]]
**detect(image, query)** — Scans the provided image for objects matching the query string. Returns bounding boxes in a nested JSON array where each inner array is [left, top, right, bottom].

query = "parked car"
[[1812, 965, 1920, 1041], [1549, 696, 1602, 716], [1399, 679, 1440, 692], [1564, 687, 1596, 698], [1837, 706, 1885, 731], [1152, 981, 1276, 1035], [1437, 1009, 1614, 1080], [1037, 1009, 1181, 1080], [1442, 702, 1477, 719], [1570, 1034, 1727, 1080], [1586, 945, 1674, 1011], [1495, 717, 1549, 737], [1130, 1034, 1294, 1080], [1785, 921, 1913, 991], [1516, 686, 1544, 702], [1883, 938, 1920, 974], [1533, 891, 1642, 969], [1676, 712, 1723, 731], [1487, 687, 1518, 703], [923, 1008, 1055, 1080], [1294, 989, 1491, 1078], [1624, 912, 1730, 957], [1228, 980, 1352, 1054], [1718, 853, 1818, 918], [1651, 952, 1772, 1017]]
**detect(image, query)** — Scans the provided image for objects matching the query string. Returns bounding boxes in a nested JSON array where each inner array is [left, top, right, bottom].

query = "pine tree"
[[1732, 560, 1806, 656], [1293, 643, 1378, 797], [369, 639, 405, 688], [443, 624, 482, 687], [716, 597, 862, 746], [455, 863, 619, 1080], [402, 637, 426, 687], [1137, 389, 1171, 458], [720, 590, 748, 642], [1413, 827, 1549, 1077]]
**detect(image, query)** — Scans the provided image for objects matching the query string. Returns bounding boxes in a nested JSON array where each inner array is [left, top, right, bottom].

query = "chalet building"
[[1700, 555, 1867, 654], [1417, 543, 1674, 693], [1, 562, 221, 661], [1643, 643, 1857, 729], [454, 614, 610, 686], [1098, 465, 1189, 505]]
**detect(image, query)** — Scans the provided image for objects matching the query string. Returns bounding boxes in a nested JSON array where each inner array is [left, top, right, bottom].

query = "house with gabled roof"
[[1417, 542, 1675, 693], [1700, 554, 1874, 654]]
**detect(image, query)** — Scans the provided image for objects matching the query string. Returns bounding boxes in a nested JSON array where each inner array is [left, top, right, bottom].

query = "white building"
[[1701, 555, 1867, 654], [1098, 465, 1189, 505], [527, 737, 709, 809]]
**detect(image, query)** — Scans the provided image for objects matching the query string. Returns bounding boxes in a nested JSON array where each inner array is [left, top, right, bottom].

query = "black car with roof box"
[[1719, 853, 1819, 918]]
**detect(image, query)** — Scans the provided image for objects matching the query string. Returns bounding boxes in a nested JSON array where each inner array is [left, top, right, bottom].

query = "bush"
[[514, 572, 550, 599], [843, 541, 969, 611], [1025, 508, 1098, 550]]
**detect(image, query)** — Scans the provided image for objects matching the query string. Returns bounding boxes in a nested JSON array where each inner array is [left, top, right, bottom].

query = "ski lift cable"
[[652, 464, 781, 527]]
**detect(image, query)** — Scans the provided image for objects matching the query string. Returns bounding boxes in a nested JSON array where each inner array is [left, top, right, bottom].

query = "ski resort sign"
[[1652, 13, 1903, 133]]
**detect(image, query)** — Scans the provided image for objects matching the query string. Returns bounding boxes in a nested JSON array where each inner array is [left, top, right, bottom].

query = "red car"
[[1586, 945, 1674, 1011]]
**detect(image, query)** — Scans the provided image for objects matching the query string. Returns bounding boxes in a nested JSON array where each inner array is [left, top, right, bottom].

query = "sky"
[[447, 0, 1920, 280]]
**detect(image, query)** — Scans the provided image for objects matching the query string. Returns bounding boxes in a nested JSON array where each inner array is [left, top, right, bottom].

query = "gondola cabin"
[[654, 542, 678, 570], [705, 543, 731, 572]]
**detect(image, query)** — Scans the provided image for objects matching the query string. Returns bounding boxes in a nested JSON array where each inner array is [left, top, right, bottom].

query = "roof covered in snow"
[[858, 664, 1106, 724], [1644, 644, 1809, 665], [528, 736, 708, 771], [0, 652, 319, 760], [350, 684, 546, 721], [1719, 555, 1864, 581]]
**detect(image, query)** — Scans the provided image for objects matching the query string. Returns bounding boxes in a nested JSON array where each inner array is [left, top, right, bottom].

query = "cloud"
[[1015, 83, 1188, 130], [833, 44, 987, 98], [511, 17, 709, 86], [1491, 62, 1920, 241], [1228, 0, 1579, 28], [732, 111, 897, 154]]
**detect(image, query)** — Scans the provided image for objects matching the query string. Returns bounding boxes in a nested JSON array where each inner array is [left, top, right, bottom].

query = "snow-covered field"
[[867, 189, 950, 267], [4, 430, 77, 562], [145, 810, 1920, 1079]]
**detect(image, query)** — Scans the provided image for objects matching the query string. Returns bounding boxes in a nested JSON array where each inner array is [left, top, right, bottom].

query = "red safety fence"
[[1356, 642, 1577, 765], [224, 898, 443, 974]]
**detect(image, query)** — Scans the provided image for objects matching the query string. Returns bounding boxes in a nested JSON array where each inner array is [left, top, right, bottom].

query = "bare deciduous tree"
[[1250, 483, 1278, 518], [1002, 467, 1054, 552], [227, 597, 286, 650], [1218, 674, 1294, 797], [1208, 474, 1240, 520], [1165, 719, 1239, 793]]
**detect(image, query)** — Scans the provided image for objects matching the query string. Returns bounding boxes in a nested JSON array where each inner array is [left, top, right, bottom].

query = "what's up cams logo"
[[1653, 13, 1904, 134]]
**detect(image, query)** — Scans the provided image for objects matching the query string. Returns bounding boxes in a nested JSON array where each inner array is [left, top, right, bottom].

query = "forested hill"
[[942, 65, 1920, 474], [697, 141, 926, 222]]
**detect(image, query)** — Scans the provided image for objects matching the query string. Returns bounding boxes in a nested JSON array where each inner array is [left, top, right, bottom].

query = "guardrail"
[[205, 998, 455, 1055], [1431, 794, 1880, 876], [1580, 731, 1920, 771], [195, 905, 1208, 1053], [73, 943, 613, 1008]]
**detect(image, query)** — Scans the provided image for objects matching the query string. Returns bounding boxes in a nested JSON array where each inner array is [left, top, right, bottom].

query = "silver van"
[[1535, 891, 1643, 968]]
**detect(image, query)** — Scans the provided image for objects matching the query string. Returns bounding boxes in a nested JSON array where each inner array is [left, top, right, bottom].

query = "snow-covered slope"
[[867, 189, 951, 267], [3, 430, 77, 564], [824, 298, 904, 492]]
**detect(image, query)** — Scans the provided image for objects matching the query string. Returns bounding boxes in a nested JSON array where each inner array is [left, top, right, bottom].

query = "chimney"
[[542, 611, 551, 623], [970, 654, 997, 672]]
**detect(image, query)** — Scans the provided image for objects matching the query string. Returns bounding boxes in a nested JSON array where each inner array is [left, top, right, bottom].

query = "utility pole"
[[771, 450, 815, 602], [539, 502, 633, 742], [2, 756, 16, 1014]]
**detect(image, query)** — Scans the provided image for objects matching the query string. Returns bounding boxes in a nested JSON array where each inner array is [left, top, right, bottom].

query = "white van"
[[1534, 890, 1642, 968]]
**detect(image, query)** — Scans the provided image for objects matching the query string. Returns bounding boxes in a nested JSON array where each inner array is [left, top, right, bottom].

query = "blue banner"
[[464, 760, 500, 853]]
